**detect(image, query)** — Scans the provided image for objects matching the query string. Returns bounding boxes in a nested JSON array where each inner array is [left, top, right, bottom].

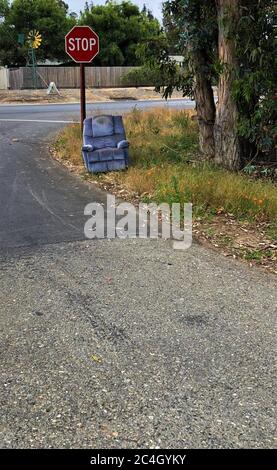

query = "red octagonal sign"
[[65, 26, 99, 63]]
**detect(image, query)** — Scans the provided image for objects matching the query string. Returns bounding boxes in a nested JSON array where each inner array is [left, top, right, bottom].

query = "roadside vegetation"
[[53, 108, 277, 273]]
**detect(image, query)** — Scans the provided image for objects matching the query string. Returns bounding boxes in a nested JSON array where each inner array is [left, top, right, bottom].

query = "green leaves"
[[0, 0, 162, 67], [233, 0, 276, 161], [79, 1, 162, 66], [0, 0, 76, 65]]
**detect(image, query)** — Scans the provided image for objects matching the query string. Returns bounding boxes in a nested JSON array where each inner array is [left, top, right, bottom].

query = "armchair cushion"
[[92, 115, 114, 137], [87, 148, 126, 163], [93, 135, 119, 150]]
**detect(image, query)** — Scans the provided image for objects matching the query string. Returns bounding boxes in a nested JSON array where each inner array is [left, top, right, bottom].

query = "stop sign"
[[65, 26, 99, 63]]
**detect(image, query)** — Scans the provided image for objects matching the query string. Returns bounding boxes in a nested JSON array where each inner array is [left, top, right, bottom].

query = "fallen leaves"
[[90, 354, 102, 364]]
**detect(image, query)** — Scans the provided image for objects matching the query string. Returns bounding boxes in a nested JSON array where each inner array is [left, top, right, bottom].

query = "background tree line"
[[0, 0, 163, 66]]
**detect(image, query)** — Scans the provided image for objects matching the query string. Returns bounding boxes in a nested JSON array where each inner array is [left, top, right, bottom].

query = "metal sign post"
[[80, 63, 86, 133], [65, 26, 100, 134]]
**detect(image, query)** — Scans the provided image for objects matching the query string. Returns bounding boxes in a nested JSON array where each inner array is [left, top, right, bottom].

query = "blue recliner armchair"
[[82, 115, 129, 173]]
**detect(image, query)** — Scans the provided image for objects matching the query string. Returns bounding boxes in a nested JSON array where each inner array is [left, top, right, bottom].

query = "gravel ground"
[[0, 238, 276, 449]]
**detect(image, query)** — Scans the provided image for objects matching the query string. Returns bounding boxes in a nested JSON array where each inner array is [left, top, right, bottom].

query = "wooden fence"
[[8, 66, 138, 90]]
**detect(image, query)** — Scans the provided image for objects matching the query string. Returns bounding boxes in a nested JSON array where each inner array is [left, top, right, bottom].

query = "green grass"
[[244, 249, 274, 261], [266, 222, 277, 242]]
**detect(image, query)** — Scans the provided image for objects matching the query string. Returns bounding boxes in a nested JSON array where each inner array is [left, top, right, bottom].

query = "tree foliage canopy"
[[0, 0, 76, 65], [158, 0, 218, 99], [233, 0, 276, 160], [0, 0, 162, 67], [79, 1, 163, 66], [159, 0, 276, 166]]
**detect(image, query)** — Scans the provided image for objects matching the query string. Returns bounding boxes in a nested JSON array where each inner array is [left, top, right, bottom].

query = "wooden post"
[[80, 63, 86, 134]]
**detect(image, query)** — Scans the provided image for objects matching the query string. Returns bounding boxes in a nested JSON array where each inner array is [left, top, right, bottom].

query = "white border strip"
[[0, 98, 194, 108], [0, 119, 78, 123]]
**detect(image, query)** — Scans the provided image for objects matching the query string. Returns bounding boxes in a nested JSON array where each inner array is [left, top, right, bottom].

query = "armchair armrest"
[[82, 144, 94, 152], [117, 140, 129, 149]]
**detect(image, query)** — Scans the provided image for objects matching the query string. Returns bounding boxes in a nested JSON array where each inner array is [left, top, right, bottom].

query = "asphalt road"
[[0, 101, 276, 449], [0, 98, 195, 123]]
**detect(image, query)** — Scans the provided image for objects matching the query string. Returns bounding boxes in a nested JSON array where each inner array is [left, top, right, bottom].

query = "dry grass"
[[54, 123, 83, 167], [54, 108, 277, 251]]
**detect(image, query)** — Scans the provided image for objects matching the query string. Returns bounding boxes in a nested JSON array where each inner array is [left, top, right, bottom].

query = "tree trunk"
[[192, 51, 216, 159], [214, 0, 242, 170]]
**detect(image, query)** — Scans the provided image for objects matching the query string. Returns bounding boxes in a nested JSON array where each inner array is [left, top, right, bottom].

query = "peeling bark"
[[191, 51, 216, 159], [214, 0, 242, 170]]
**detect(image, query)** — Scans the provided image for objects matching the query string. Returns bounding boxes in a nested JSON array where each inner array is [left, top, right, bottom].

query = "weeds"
[[54, 108, 277, 267]]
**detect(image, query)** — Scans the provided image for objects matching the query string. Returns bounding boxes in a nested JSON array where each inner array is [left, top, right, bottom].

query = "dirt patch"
[[0, 87, 185, 104], [194, 215, 277, 273]]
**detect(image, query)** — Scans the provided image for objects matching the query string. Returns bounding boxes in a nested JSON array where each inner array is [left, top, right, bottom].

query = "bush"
[[121, 65, 164, 87]]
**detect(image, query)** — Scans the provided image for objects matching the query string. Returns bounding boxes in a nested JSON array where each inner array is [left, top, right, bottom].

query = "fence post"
[[0, 67, 9, 90]]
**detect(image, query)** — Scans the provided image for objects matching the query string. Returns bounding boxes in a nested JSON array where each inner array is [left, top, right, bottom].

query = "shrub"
[[122, 65, 165, 87]]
